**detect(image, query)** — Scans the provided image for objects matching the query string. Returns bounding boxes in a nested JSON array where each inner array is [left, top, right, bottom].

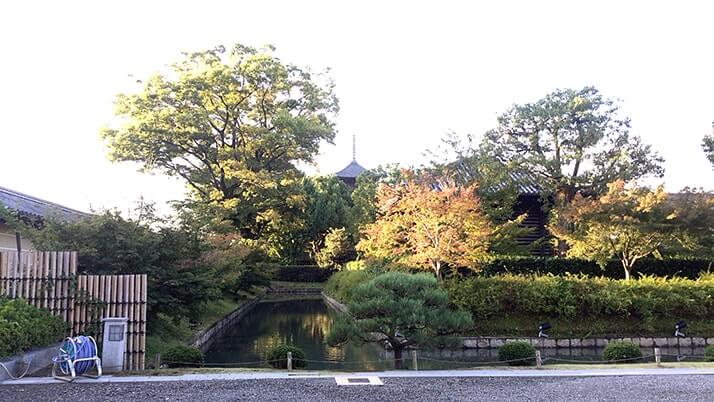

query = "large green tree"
[[101, 44, 339, 242], [326, 272, 473, 369], [483, 87, 664, 252], [484, 87, 664, 202]]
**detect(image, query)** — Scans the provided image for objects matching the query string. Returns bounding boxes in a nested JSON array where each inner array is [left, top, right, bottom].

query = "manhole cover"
[[334, 376, 384, 386]]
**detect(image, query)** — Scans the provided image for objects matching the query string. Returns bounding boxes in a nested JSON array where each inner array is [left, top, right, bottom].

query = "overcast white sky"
[[1, 1, 713, 215]]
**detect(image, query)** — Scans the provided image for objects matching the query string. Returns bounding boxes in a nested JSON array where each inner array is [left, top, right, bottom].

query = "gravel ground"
[[3, 375, 713, 402]]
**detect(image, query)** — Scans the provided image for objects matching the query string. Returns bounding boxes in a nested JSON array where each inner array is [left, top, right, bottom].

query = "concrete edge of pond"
[[191, 293, 267, 352], [4, 367, 714, 385]]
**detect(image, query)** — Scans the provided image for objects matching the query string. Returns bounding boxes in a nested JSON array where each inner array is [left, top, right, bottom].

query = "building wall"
[[0, 223, 34, 251]]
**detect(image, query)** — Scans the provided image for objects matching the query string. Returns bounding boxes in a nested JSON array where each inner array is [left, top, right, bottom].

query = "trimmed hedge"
[[267, 345, 306, 369], [602, 341, 642, 363], [163, 345, 204, 367], [705, 345, 714, 362], [324, 270, 375, 302], [498, 341, 536, 366], [445, 274, 714, 329], [273, 266, 336, 282], [465, 257, 713, 279], [0, 297, 66, 357]]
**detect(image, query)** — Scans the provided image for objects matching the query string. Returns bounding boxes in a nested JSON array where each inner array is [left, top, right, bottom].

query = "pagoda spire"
[[352, 133, 356, 161]]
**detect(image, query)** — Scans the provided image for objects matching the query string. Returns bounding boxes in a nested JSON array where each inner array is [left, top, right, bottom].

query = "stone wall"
[[462, 336, 714, 349], [191, 295, 264, 352]]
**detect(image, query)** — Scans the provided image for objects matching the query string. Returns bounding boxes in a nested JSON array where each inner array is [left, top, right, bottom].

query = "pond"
[[203, 296, 704, 370]]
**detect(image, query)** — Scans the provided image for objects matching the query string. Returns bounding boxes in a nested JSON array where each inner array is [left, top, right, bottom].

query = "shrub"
[[267, 345, 306, 369], [0, 298, 66, 357], [445, 274, 714, 328], [602, 341, 642, 363], [705, 345, 714, 362], [273, 266, 336, 282], [498, 341, 536, 366], [463, 257, 713, 279], [324, 270, 374, 302], [162, 345, 204, 367]]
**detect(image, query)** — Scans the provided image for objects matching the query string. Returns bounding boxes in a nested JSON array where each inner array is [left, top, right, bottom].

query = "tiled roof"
[[0, 186, 90, 222], [335, 160, 366, 178]]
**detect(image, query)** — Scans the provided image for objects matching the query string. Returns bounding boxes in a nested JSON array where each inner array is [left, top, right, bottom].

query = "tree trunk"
[[394, 347, 403, 370], [622, 260, 631, 281], [434, 261, 442, 281]]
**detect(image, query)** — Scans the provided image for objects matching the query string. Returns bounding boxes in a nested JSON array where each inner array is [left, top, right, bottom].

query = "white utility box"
[[101, 317, 128, 373]]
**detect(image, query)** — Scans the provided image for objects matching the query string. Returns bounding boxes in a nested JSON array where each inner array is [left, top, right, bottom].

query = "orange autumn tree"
[[357, 172, 491, 279], [551, 180, 679, 280]]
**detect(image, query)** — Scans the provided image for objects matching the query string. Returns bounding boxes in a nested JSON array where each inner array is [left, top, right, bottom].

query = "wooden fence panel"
[[0, 251, 147, 370]]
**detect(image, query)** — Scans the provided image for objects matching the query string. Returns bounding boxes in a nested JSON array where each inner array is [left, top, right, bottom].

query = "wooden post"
[[536, 350, 542, 369], [655, 347, 661, 367], [287, 352, 293, 371], [155, 353, 161, 370], [411, 349, 418, 371]]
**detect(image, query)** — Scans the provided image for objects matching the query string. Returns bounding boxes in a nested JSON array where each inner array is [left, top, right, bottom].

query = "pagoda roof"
[[335, 160, 366, 178]]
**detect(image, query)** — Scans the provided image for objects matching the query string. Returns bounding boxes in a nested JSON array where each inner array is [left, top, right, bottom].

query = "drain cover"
[[334, 376, 384, 386]]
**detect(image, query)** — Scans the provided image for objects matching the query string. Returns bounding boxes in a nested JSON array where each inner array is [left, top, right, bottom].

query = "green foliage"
[[704, 345, 714, 362], [602, 341, 642, 363], [326, 272, 473, 367], [323, 270, 375, 302], [0, 298, 66, 357], [266, 344, 306, 369], [273, 266, 335, 282], [162, 345, 204, 367], [101, 43, 338, 247], [483, 87, 663, 199], [8, 205, 266, 322], [498, 341, 536, 366], [316, 227, 356, 268], [445, 274, 714, 332], [552, 181, 681, 279], [466, 257, 713, 280]]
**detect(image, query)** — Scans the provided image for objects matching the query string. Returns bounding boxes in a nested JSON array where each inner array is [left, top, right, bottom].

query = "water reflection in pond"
[[204, 296, 389, 370], [204, 296, 706, 370]]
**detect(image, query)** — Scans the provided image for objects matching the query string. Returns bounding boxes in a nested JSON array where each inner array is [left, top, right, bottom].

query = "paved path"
[[2, 373, 714, 401]]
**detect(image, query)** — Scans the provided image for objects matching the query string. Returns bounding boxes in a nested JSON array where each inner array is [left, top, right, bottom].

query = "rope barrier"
[[159, 352, 709, 370]]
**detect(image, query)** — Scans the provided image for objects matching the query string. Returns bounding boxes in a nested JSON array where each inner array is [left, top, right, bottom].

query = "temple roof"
[[0, 185, 90, 222], [335, 160, 366, 178]]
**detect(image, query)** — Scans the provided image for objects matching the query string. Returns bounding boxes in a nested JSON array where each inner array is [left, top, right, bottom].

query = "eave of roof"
[[335, 160, 366, 178], [0, 186, 91, 222]]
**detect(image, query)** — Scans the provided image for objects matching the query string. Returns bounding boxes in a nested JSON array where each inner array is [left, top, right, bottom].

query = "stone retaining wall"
[[267, 287, 323, 296], [321, 292, 349, 313], [462, 336, 714, 349], [191, 294, 265, 352]]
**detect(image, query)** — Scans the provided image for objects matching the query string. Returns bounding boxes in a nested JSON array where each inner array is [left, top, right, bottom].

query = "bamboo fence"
[[0, 251, 146, 370]]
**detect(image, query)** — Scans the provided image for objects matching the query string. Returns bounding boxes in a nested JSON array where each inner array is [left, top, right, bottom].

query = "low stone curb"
[[462, 336, 714, 349]]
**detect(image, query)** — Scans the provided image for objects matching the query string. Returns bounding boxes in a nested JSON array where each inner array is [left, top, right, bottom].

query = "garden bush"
[[705, 345, 714, 362], [324, 270, 375, 302], [498, 341, 536, 366], [0, 298, 66, 357], [162, 345, 204, 367], [602, 341, 642, 363], [445, 274, 714, 332], [266, 345, 306, 369], [273, 266, 336, 282]]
